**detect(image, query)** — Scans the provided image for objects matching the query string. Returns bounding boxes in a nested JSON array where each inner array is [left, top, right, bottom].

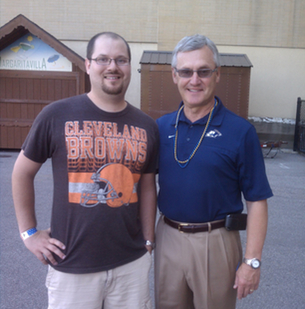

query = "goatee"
[[102, 83, 124, 95]]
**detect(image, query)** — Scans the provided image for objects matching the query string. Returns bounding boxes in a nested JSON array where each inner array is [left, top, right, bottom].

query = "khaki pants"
[[155, 216, 242, 309], [46, 252, 152, 309]]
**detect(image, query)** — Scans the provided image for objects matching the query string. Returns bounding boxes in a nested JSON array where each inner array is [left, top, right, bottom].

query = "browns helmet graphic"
[[80, 163, 134, 207]]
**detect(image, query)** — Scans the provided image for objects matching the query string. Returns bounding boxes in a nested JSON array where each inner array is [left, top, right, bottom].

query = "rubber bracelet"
[[21, 228, 37, 240]]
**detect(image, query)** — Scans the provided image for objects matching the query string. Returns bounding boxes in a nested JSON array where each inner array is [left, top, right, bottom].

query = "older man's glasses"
[[89, 56, 130, 66], [175, 67, 218, 78]]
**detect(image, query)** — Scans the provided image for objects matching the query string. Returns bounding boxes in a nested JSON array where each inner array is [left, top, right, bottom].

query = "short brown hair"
[[86, 32, 131, 61]]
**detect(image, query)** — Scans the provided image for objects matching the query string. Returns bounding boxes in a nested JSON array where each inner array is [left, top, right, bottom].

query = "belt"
[[163, 216, 225, 233]]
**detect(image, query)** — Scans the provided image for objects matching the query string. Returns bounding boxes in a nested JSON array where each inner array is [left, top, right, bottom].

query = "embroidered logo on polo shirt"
[[206, 129, 222, 138]]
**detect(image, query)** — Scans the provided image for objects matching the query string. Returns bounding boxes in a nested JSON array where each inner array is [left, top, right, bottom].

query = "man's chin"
[[102, 85, 123, 95]]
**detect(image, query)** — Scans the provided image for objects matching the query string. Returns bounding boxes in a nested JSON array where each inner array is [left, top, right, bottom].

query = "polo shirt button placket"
[[187, 125, 193, 142]]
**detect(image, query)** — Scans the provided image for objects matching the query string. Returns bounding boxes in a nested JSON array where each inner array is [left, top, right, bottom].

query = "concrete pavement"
[[0, 149, 304, 309]]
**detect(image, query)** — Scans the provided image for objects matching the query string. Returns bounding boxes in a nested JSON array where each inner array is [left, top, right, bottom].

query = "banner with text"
[[0, 33, 72, 72]]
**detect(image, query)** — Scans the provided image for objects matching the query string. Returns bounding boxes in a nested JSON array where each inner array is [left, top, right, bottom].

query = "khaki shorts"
[[46, 252, 152, 309]]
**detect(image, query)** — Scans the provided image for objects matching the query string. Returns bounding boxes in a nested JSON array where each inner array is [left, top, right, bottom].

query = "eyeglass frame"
[[174, 67, 218, 78], [88, 56, 130, 66]]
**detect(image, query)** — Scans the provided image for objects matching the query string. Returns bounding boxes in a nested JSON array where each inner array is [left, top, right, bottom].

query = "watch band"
[[243, 257, 261, 269], [21, 228, 37, 240], [145, 240, 155, 249]]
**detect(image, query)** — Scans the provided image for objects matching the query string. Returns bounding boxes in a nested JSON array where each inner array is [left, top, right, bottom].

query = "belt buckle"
[[178, 223, 188, 233]]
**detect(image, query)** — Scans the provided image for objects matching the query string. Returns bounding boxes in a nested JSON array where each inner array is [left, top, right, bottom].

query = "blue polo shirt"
[[157, 97, 273, 223]]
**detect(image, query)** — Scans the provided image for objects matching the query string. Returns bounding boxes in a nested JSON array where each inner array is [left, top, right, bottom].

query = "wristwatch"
[[145, 240, 155, 249], [243, 257, 261, 269]]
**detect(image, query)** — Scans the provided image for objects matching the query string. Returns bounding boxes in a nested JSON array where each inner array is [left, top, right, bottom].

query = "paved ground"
[[0, 149, 305, 309]]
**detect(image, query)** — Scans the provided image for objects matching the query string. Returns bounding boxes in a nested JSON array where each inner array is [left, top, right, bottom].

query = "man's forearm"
[[234, 199, 268, 299], [139, 173, 157, 243], [12, 151, 42, 233], [244, 200, 268, 259], [12, 151, 66, 265]]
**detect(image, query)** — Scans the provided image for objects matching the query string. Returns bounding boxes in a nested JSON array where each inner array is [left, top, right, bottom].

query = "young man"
[[12, 32, 159, 309], [155, 34, 273, 309]]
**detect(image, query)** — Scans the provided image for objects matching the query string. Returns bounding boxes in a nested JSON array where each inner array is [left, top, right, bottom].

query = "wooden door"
[[0, 70, 79, 149]]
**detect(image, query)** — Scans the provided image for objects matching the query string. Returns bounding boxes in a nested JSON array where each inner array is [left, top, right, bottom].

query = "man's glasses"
[[89, 56, 130, 66], [174, 67, 218, 78]]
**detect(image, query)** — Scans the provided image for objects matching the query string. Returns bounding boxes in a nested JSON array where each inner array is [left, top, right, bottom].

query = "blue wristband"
[[21, 227, 37, 240]]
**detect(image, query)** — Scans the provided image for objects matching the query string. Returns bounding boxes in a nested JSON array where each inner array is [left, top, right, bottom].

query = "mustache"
[[104, 68, 121, 75]]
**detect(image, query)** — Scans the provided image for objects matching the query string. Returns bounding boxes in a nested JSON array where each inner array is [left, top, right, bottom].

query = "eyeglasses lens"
[[177, 69, 213, 78], [95, 57, 129, 66]]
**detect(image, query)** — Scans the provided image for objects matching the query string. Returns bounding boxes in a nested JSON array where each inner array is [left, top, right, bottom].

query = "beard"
[[101, 82, 124, 95]]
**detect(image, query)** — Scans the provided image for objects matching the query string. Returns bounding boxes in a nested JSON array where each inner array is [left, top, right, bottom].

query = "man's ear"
[[216, 66, 221, 83], [172, 67, 178, 84], [85, 59, 91, 75]]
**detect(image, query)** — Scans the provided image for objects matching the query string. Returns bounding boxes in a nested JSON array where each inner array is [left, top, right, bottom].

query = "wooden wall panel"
[[141, 64, 250, 120], [141, 64, 181, 120], [0, 70, 82, 149]]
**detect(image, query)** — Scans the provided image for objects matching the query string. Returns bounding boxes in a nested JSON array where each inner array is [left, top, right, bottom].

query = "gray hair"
[[171, 34, 220, 68]]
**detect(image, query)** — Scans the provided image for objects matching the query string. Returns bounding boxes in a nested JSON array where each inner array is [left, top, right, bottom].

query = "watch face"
[[252, 259, 260, 268]]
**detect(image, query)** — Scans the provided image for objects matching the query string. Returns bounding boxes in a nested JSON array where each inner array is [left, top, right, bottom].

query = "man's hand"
[[145, 244, 153, 255], [233, 263, 260, 300], [23, 228, 66, 265]]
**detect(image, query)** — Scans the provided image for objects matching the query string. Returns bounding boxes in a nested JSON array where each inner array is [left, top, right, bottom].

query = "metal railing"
[[293, 97, 305, 154]]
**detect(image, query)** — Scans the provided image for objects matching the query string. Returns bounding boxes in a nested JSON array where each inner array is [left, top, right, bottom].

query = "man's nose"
[[107, 58, 119, 69], [190, 71, 201, 83]]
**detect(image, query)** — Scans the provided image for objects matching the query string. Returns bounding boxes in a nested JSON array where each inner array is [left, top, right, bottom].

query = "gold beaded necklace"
[[174, 99, 218, 168]]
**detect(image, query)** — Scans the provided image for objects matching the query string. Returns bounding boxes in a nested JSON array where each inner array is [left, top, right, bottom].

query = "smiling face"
[[85, 35, 131, 99], [172, 46, 220, 117]]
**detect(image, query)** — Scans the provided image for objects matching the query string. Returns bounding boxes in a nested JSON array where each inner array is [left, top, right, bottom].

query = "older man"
[[155, 34, 273, 309]]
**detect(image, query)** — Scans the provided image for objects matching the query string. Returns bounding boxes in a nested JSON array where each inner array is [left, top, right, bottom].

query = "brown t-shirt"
[[23, 94, 159, 273]]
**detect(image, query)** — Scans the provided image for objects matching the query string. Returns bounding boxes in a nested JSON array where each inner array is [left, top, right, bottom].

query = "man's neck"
[[87, 92, 127, 112], [183, 101, 215, 123]]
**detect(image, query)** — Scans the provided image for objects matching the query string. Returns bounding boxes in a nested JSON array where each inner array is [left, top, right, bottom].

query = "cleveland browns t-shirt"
[[22, 94, 159, 273]]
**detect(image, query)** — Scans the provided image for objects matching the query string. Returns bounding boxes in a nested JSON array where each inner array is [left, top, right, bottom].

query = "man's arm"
[[234, 199, 268, 299], [12, 150, 66, 265], [138, 172, 157, 254]]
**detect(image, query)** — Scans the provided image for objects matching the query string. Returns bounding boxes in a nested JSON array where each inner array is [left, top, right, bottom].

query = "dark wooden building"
[[0, 14, 89, 149], [140, 51, 253, 120]]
